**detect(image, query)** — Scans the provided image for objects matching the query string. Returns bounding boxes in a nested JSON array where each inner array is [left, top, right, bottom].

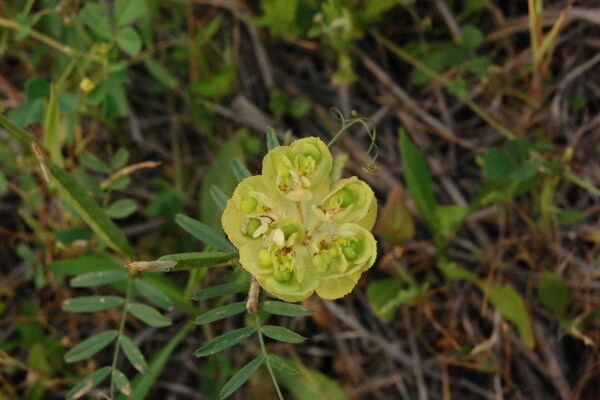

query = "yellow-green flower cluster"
[[222, 137, 377, 302]]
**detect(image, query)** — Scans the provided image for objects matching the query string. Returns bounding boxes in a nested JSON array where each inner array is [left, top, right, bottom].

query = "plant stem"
[[0, 17, 77, 56], [110, 272, 135, 397], [255, 313, 285, 400], [295, 201, 305, 227]]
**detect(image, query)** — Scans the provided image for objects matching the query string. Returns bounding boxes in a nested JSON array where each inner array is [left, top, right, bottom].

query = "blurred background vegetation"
[[1, 0, 600, 399]]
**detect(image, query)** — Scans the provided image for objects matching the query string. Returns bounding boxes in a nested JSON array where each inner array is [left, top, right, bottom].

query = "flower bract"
[[223, 137, 377, 302]]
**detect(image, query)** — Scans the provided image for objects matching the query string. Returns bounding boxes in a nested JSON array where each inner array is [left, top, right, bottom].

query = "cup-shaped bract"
[[313, 177, 377, 229], [222, 175, 287, 248], [309, 223, 377, 299], [222, 137, 378, 302], [239, 240, 319, 302], [262, 137, 332, 202]]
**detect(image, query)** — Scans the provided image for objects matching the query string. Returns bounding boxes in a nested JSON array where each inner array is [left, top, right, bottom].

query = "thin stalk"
[[110, 273, 135, 397], [0, 17, 77, 56], [295, 201, 305, 227], [255, 314, 284, 400]]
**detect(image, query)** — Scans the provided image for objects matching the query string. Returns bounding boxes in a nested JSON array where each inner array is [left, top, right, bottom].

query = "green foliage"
[[367, 278, 428, 322], [477, 281, 535, 348], [195, 327, 257, 357], [537, 272, 569, 314], [219, 357, 265, 399], [269, 89, 311, 117], [399, 130, 438, 233]]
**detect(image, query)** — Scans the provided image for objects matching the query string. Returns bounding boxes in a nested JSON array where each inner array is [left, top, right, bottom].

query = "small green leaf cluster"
[[59, 265, 175, 399], [192, 283, 313, 399], [407, 25, 492, 99], [222, 137, 378, 302]]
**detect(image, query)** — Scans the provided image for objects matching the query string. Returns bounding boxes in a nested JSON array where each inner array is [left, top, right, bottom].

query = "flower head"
[[223, 137, 377, 302]]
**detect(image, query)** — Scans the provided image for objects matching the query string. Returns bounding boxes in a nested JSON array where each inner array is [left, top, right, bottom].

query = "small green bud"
[[327, 248, 340, 258], [342, 243, 360, 260], [241, 197, 258, 214], [281, 224, 298, 239], [258, 249, 272, 267], [313, 253, 331, 273], [335, 188, 355, 207], [246, 218, 261, 237], [273, 266, 293, 282]]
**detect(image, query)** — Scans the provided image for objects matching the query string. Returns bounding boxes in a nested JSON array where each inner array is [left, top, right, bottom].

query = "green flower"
[[309, 223, 377, 299], [222, 176, 292, 249], [222, 137, 377, 302], [313, 177, 377, 229], [262, 137, 332, 201]]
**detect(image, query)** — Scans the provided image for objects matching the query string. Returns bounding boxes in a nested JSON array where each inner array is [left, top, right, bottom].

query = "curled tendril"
[[327, 108, 379, 173]]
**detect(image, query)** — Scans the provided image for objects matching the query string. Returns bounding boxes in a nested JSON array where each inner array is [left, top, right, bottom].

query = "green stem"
[[565, 172, 600, 197], [110, 272, 135, 397], [295, 201, 305, 227], [0, 17, 77, 56], [255, 313, 284, 400]]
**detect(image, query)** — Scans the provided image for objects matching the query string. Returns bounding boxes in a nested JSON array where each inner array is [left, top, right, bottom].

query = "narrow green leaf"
[[112, 368, 132, 396], [260, 325, 305, 343], [66, 366, 111, 399], [193, 283, 248, 301], [134, 279, 173, 310], [116, 321, 194, 400], [114, 0, 147, 26], [106, 198, 138, 219], [194, 327, 256, 357], [194, 302, 247, 325], [175, 214, 236, 253], [199, 132, 248, 228], [210, 185, 229, 211], [119, 335, 149, 374], [476, 281, 535, 348], [64, 330, 118, 363], [267, 354, 298, 375], [219, 357, 264, 399], [80, 153, 111, 173], [438, 261, 476, 281], [399, 131, 438, 233], [231, 158, 251, 182], [144, 58, 178, 90], [62, 295, 124, 313], [43, 85, 62, 165], [48, 254, 122, 276], [436, 205, 469, 233], [157, 251, 238, 271], [126, 302, 172, 327], [69, 270, 128, 287], [0, 109, 37, 143], [46, 161, 134, 260], [261, 301, 313, 317], [138, 273, 197, 315], [266, 128, 280, 150], [117, 27, 142, 57]]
